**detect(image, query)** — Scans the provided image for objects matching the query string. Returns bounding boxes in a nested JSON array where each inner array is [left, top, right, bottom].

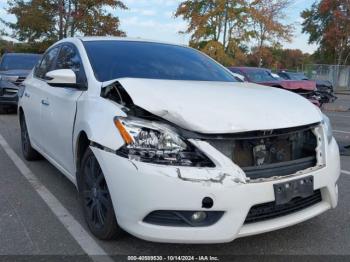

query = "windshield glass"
[[245, 70, 276, 82], [0, 54, 42, 71], [83, 41, 237, 82]]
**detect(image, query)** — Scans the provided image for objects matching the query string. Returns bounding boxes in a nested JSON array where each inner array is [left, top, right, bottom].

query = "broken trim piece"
[[176, 168, 229, 184], [90, 141, 116, 154]]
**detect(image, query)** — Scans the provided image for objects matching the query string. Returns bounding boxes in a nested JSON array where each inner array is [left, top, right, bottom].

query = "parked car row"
[[277, 70, 337, 105], [0, 53, 42, 112], [228, 67, 337, 107], [228, 67, 321, 106], [15, 37, 340, 244]]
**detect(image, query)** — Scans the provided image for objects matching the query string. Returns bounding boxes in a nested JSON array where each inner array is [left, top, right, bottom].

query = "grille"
[[4, 88, 18, 96], [143, 211, 224, 227], [206, 124, 319, 179], [144, 211, 187, 226], [244, 189, 322, 224], [13, 76, 26, 86]]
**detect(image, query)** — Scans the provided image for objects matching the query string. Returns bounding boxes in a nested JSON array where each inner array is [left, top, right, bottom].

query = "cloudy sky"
[[0, 0, 318, 53]]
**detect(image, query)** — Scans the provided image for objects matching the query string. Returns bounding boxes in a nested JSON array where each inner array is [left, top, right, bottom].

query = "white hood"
[[115, 78, 322, 134]]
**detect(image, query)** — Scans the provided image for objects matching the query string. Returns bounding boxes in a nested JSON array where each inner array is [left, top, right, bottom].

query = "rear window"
[[287, 73, 309, 80], [0, 54, 42, 71], [245, 70, 276, 82], [83, 41, 237, 82]]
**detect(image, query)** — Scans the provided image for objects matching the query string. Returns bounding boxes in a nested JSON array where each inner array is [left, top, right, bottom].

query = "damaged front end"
[[100, 81, 216, 168], [207, 124, 325, 182], [100, 80, 325, 184]]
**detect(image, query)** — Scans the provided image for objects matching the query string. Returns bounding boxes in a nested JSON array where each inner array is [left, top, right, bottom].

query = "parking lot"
[[0, 96, 349, 260]]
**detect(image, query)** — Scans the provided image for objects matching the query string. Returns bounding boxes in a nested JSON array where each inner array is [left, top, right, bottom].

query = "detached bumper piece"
[[244, 189, 322, 224], [143, 210, 224, 227], [242, 156, 316, 179]]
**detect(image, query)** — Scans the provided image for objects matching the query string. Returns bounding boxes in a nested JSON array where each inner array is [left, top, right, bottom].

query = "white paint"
[[17, 37, 341, 243], [117, 78, 322, 133], [46, 69, 77, 85], [334, 130, 350, 134], [342, 170, 350, 175], [0, 133, 113, 260]]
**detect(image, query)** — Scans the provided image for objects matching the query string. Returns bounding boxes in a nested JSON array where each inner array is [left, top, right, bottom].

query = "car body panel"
[[18, 37, 341, 244], [115, 78, 322, 133], [92, 136, 339, 243], [0, 53, 42, 108]]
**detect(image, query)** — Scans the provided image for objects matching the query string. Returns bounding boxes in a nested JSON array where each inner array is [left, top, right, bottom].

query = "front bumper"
[[92, 138, 340, 244]]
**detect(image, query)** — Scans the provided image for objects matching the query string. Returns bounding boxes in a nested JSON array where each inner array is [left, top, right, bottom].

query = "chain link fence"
[[302, 64, 350, 91]]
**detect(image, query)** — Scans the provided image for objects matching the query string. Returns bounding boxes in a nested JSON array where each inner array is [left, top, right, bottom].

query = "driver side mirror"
[[45, 69, 78, 88]]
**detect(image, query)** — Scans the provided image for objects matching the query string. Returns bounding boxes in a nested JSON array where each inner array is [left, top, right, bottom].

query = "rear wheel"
[[79, 148, 123, 240], [20, 114, 41, 161]]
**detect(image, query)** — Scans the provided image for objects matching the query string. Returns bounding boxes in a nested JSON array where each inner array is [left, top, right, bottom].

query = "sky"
[[0, 0, 318, 54]]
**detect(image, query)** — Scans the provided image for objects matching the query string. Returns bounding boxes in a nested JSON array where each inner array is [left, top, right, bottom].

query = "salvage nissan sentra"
[[18, 37, 340, 243]]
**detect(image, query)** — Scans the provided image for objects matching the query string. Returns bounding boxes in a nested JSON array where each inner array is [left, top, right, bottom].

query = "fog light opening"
[[191, 211, 207, 223]]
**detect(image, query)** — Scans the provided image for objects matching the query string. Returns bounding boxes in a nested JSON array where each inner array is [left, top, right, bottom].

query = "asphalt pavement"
[[0, 96, 349, 261]]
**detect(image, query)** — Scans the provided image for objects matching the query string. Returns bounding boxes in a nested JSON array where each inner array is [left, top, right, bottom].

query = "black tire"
[[79, 148, 123, 240], [20, 113, 41, 161]]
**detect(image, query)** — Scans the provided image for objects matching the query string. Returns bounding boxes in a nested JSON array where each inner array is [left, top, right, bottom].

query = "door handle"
[[41, 99, 50, 106], [24, 92, 30, 98]]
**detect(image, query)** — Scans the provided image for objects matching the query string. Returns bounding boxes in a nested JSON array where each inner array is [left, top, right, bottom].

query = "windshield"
[[0, 54, 42, 71], [245, 70, 276, 82], [83, 41, 237, 82], [286, 73, 309, 80]]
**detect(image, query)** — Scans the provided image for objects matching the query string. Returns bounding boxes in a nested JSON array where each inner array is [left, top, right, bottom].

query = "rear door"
[[40, 44, 86, 176]]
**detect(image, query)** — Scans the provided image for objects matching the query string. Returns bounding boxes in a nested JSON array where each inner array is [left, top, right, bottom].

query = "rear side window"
[[34, 47, 60, 79]]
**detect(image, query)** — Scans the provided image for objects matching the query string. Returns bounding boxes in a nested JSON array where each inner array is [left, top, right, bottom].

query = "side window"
[[34, 47, 59, 79], [56, 45, 86, 85]]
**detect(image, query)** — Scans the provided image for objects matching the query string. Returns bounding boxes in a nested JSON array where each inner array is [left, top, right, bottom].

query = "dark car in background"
[[228, 67, 320, 107], [0, 53, 42, 112], [278, 71, 337, 105]]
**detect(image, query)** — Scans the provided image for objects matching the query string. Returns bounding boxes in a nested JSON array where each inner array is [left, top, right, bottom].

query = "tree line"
[[1, 0, 350, 69]]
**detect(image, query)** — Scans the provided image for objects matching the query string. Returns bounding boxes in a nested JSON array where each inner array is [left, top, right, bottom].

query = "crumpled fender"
[[73, 95, 127, 156]]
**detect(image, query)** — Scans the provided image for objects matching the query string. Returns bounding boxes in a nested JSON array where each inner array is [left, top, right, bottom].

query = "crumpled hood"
[[258, 80, 316, 91], [115, 78, 322, 134]]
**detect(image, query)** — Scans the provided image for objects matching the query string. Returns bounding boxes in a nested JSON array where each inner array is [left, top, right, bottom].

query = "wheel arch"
[[75, 130, 90, 173]]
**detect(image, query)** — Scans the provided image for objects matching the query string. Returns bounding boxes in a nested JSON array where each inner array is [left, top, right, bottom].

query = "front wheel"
[[79, 148, 123, 240]]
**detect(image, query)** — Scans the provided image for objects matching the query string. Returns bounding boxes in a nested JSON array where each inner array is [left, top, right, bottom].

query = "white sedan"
[[18, 37, 340, 243]]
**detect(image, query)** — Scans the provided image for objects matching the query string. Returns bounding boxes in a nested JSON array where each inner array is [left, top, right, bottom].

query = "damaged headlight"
[[322, 114, 333, 143], [114, 117, 214, 167]]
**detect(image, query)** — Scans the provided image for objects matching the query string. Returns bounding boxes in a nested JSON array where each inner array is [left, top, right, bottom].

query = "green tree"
[[175, 0, 249, 65], [1, 0, 127, 43], [301, 0, 350, 65], [249, 0, 294, 67], [175, 0, 293, 66]]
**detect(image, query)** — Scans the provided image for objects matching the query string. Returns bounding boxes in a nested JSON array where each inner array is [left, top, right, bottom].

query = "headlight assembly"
[[114, 117, 214, 167], [322, 114, 333, 143]]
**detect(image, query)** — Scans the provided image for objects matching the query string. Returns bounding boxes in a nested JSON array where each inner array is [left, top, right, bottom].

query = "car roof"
[[76, 36, 185, 47]]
